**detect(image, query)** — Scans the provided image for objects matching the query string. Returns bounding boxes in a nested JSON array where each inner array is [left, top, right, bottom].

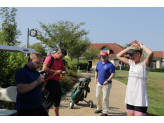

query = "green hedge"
[[0, 52, 28, 85], [115, 65, 164, 73], [115, 66, 130, 71], [150, 68, 164, 72], [77, 63, 88, 70], [62, 58, 88, 72]]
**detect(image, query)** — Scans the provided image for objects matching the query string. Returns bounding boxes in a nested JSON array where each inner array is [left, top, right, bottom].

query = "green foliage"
[[0, 7, 21, 46], [67, 62, 77, 71], [29, 43, 46, 56], [36, 20, 91, 62], [67, 69, 78, 79], [82, 46, 99, 60], [60, 77, 71, 95], [67, 37, 91, 62], [63, 57, 88, 71], [36, 21, 89, 51], [116, 65, 164, 72], [150, 68, 164, 72], [123, 43, 129, 48], [77, 62, 88, 70], [22, 43, 47, 56], [62, 58, 68, 67], [0, 7, 25, 85], [115, 65, 130, 71], [0, 52, 27, 84]]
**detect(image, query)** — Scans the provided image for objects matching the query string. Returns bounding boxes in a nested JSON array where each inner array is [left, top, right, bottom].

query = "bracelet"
[[141, 45, 145, 49]]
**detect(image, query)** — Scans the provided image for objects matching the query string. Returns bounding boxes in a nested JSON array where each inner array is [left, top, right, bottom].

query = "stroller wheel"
[[70, 101, 74, 109], [89, 100, 93, 108]]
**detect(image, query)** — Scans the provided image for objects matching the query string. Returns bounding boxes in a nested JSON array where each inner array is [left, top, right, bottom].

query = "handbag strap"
[[49, 55, 54, 68]]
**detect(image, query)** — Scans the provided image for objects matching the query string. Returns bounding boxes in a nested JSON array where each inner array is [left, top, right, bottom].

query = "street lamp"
[[26, 28, 37, 56]]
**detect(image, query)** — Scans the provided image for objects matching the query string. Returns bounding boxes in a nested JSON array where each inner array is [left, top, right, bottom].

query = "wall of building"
[[92, 58, 100, 69], [156, 60, 161, 68], [109, 59, 114, 65], [92, 58, 115, 69]]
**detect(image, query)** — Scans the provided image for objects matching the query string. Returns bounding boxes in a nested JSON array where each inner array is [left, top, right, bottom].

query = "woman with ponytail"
[[116, 42, 154, 116]]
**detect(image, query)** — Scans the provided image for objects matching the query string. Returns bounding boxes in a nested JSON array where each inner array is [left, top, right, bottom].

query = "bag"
[[39, 55, 54, 97], [39, 55, 54, 79]]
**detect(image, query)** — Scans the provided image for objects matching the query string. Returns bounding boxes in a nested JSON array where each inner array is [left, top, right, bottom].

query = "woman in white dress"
[[116, 42, 154, 116]]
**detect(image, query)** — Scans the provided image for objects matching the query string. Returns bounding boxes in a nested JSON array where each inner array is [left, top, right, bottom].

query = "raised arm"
[[116, 48, 130, 65], [139, 42, 154, 68], [116, 43, 138, 65]]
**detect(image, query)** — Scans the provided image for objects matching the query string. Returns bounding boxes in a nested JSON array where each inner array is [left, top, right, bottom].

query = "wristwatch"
[[34, 80, 39, 85]]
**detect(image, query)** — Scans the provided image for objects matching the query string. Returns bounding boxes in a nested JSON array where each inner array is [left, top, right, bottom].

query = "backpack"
[[39, 55, 54, 79]]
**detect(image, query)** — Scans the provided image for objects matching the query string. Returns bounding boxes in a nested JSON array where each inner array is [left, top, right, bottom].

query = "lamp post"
[[26, 28, 37, 56]]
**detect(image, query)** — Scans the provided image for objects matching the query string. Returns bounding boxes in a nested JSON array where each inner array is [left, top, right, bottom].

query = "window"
[[102, 50, 108, 53], [114, 60, 119, 66], [150, 61, 156, 68]]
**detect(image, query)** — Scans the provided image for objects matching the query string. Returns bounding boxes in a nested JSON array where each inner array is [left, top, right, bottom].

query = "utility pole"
[[26, 28, 37, 57], [26, 28, 29, 57]]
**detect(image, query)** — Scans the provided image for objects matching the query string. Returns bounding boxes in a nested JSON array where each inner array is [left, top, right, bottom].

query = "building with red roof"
[[90, 40, 163, 69]]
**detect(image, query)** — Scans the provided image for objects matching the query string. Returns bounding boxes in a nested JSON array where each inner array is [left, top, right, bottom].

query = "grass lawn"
[[114, 70, 164, 116]]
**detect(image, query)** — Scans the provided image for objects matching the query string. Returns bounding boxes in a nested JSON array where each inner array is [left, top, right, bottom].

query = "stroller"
[[69, 77, 93, 109]]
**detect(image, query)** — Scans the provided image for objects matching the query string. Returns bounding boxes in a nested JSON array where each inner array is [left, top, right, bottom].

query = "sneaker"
[[94, 110, 102, 114], [100, 113, 108, 116]]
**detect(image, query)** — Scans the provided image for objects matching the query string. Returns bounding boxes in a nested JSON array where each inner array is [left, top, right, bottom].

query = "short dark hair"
[[58, 48, 67, 56]]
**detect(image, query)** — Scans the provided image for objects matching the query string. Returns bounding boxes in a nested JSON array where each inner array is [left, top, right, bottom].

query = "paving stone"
[[48, 72, 127, 116]]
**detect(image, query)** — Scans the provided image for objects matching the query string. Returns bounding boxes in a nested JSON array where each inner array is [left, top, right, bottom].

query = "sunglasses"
[[101, 56, 107, 58], [129, 54, 134, 56]]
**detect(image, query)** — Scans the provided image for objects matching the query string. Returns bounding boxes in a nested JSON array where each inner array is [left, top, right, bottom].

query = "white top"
[[125, 59, 150, 107]]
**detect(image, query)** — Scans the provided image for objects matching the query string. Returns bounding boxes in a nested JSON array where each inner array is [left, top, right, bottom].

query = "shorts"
[[43, 80, 61, 109], [126, 104, 148, 116], [17, 105, 49, 116]]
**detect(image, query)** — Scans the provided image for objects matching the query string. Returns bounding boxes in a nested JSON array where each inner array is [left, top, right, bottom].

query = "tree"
[[0, 7, 21, 46], [0, 7, 27, 85], [67, 37, 91, 63], [29, 43, 47, 56], [123, 43, 129, 48], [36, 20, 89, 53], [82, 46, 100, 60]]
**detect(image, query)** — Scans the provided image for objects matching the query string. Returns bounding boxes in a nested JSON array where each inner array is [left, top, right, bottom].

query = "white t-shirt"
[[125, 59, 150, 107]]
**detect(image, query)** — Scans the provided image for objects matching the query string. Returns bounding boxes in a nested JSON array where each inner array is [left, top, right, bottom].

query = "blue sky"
[[0, 7, 164, 55]]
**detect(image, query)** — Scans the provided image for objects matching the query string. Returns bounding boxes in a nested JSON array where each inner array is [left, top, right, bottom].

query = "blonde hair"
[[130, 46, 145, 62], [28, 52, 43, 62]]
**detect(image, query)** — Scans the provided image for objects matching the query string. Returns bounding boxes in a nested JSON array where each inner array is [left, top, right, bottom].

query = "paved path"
[[49, 72, 127, 116]]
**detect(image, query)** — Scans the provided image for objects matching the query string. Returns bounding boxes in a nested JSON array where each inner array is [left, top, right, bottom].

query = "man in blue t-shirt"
[[94, 52, 115, 116], [14, 52, 48, 116]]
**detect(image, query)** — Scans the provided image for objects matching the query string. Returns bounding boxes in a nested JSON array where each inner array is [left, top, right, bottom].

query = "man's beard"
[[31, 63, 37, 71]]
